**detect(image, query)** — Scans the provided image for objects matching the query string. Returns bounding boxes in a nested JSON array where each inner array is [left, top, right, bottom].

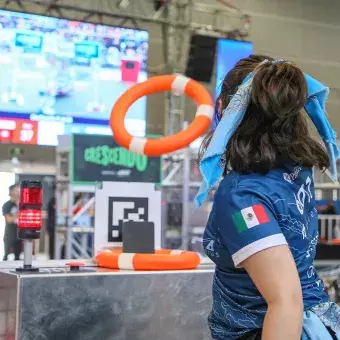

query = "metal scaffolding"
[[0, 0, 249, 35], [55, 133, 208, 259]]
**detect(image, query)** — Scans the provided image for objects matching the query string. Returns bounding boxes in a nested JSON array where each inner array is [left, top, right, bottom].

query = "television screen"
[[0, 9, 149, 145], [215, 39, 253, 98]]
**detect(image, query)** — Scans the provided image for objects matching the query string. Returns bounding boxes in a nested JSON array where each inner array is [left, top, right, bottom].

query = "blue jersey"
[[203, 165, 328, 339]]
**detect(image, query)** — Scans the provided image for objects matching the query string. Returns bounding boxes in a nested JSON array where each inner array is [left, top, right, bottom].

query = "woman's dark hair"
[[199, 54, 330, 175], [8, 184, 18, 193]]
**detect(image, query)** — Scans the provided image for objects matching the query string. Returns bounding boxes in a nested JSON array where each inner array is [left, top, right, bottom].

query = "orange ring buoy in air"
[[110, 74, 214, 156], [96, 248, 201, 271]]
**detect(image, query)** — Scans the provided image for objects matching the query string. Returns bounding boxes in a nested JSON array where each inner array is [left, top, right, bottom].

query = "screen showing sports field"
[[0, 9, 149, 144], [215, 39, 253, 97]]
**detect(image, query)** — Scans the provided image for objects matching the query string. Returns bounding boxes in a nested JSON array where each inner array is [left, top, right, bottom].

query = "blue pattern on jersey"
[[204, 165, 329, 339]]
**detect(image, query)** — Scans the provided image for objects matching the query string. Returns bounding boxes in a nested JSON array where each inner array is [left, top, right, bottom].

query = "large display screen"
[[215, 39, 253, 97], [0, 9, 149, 145]]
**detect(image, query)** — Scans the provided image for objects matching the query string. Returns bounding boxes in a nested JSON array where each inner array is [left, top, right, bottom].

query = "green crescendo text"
[[84, 145, 148, 172]]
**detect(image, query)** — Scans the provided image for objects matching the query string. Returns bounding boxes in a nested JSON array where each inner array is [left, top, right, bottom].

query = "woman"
[[196, 55, 340, 339]]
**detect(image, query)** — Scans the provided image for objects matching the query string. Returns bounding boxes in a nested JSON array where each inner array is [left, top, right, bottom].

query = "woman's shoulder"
[[216, 172, 274, 209], [217, 166, 313, 203]]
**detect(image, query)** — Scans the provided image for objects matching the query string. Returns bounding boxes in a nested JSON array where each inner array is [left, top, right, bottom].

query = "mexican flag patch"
[[232, 204, 269, 233]]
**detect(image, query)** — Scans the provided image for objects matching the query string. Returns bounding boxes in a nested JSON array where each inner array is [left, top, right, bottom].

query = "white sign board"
[[94, 181, 161, 254]]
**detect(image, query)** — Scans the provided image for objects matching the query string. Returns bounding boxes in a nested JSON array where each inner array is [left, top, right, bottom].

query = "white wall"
[[238, 0, 340, 133], [0, 172, 16, 259]]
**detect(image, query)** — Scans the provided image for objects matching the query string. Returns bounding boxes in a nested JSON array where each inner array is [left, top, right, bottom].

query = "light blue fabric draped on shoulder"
[[195, 60, 339, 207], [302, 310, 337, 339], [303, 301, 340, 339]]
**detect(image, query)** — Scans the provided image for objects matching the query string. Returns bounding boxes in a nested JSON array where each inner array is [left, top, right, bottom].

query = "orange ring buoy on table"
[[96, 248, 201, 271], [110, 74, 214, 156]]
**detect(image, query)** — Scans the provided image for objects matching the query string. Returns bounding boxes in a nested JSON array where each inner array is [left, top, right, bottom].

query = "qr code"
[[107, 197, 149, 242]]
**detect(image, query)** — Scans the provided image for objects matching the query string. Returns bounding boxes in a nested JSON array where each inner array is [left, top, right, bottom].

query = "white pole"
[[23, 240, 33, 267], [181, 122, 190, 250]]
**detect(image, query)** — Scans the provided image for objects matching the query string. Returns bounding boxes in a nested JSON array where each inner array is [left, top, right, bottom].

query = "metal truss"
[[0, 0, 250, 35]]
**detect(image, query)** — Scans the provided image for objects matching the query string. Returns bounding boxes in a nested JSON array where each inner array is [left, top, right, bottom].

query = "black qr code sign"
[[107, 197, 149, 242]]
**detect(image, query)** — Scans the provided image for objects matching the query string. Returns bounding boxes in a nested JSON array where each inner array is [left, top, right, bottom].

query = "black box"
[[185, 34, 217, 83], [122, 221, 155, 254]]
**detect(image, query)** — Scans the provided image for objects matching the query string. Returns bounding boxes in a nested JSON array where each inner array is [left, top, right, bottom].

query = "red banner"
[[0, 118, 38, 144]]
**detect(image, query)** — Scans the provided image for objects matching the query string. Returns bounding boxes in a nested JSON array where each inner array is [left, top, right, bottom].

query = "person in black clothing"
[[2, 184, 21, 261], [318, 200, 337, 215], [47, 183, 56, 259]]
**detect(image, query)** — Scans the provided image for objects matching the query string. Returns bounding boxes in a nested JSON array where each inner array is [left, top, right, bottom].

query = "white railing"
[[318, 215, 340, 243]]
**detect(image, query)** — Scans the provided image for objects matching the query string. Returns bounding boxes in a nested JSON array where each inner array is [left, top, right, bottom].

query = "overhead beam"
[[0, 0, 249, 36], [4, 0, 24, 8]]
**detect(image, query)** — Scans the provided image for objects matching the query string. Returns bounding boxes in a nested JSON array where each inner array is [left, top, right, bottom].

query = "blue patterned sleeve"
[[213, 185, 287, 267]]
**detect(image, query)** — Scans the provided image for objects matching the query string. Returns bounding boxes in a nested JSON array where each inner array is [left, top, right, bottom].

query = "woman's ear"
[[217, 98, 223, 120], [212, 99, 222, 129], [218, 98, 222, 110]]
